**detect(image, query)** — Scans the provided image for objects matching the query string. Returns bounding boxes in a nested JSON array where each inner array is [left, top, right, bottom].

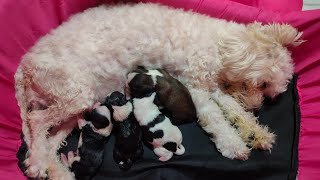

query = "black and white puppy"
[[104, 91, 143, 170], [130, 89, 185, 161], [127, 66, 197, 125], [61, 103, 113, 180]]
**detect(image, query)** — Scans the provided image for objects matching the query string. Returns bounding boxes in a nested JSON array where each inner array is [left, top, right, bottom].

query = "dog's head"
[[218, 23, 303, 109], [127, 72, 155, 98]]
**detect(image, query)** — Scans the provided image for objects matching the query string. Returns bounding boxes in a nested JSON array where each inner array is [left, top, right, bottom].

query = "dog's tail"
[[14, 65, 33, 147], [174, 144, 185, 155], [14, 65, 28, 123]]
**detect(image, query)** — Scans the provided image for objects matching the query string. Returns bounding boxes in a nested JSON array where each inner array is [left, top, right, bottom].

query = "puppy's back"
[[156, 69, 197, 125], [72, 125, 108, 180]]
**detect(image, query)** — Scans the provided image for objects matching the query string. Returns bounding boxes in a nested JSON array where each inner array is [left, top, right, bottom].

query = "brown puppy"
[[127, 66, 197, 125]]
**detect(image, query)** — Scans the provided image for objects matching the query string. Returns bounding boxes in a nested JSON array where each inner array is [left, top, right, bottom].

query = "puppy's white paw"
[[154, 147, 173, 162], [77, 119, 87, 129], [61, 153, 69, 167], [159, 155, 172, 162], [93, 102, 101, 109]]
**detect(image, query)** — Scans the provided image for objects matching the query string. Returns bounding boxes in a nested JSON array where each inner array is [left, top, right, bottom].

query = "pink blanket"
[[0, 0, 319, 179]]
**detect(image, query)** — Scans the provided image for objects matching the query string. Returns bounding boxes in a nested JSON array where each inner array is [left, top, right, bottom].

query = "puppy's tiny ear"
[[127, 73, 138, 83], [140, 84, 154, 94], [137, 66, 146, 70], [84, 111, 92, 121], [103, 96, 110, 107]]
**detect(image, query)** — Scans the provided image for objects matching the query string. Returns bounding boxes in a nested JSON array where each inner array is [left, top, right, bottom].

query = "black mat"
[[59, 75, 300, 180]]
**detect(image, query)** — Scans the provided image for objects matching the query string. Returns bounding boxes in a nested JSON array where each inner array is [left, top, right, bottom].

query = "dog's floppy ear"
[[131, 83, 154, 98], [103, 96, 113, 111], [248, 22, 304, 46]]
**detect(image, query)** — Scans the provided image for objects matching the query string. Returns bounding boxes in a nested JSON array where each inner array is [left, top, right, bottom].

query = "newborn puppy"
[[61, 103, 113, 180], [104, 91, 143, 170], [132, 92, 185, 162], [127, 66, 197, 125]]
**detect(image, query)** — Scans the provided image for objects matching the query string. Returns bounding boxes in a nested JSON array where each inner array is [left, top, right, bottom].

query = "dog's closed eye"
[[260, 82, 268, 90]]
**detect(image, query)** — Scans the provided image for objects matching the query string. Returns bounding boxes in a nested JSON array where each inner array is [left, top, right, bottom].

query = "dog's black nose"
[[118, 159, 133, 171]]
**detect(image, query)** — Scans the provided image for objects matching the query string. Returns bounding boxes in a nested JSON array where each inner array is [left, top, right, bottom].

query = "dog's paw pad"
[[218, 142, 251, 161], [253, 131, 276, 151], [235, 148, 250, 161], [25, 164, 47, 178]]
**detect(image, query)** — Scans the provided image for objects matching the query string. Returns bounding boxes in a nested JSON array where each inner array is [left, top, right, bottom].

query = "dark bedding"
[[57, 75, 299, 180]]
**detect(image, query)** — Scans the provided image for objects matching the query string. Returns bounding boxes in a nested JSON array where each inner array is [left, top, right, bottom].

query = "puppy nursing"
[[127, 66, 197, 125], [105, 91, 144, 170], [61, 103, 113, 180], [132, 93, 185, 161], [128, 68, 187, 161]]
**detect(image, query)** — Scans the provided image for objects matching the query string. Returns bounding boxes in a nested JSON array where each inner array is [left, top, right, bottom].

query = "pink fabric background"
[[0, 0, 319, 179], [229, 0, 303, 12]]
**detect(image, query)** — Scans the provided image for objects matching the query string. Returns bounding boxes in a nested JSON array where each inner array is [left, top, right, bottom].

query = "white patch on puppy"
[[133, 93, 185, 162], [112, 102, 133, 122], [146, 69, 164, 84]]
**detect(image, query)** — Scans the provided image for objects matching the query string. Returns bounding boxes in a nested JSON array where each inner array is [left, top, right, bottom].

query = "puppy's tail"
[[174, 144, 185, 155]]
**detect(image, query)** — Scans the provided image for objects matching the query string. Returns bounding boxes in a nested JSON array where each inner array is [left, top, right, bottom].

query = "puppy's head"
[[218, 23, 302, 109], [84, 105, 111, 130], [127, 73, 155, 98], [104, 91, 127, 107]]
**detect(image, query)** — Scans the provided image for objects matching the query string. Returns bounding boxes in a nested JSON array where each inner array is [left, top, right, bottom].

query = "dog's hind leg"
[[211, 89, 275, 151], [24, 87, 94, 179], [14, 67, 34, 150], [189, 88, 250, 160], [46, 117, 78, 180], [48, 117, 78, 180]]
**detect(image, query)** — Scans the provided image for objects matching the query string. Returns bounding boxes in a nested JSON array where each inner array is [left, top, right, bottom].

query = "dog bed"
[[0, 0, 319, 179]]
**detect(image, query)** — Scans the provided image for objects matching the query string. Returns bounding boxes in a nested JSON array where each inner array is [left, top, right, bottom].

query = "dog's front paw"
[[234, 148, 250, 161], [215, 140, 250, 161], [251, 128, 276, 151], [24, 157, 48, 178]]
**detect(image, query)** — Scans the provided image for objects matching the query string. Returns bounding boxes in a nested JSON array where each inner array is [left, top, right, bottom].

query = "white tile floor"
[[303, 0, 320, 10]]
